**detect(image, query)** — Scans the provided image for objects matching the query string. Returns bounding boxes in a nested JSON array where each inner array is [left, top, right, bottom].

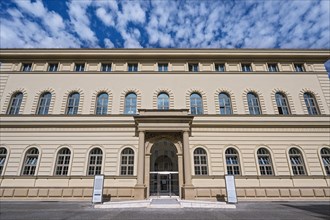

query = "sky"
[[0, 0, 329, 49]]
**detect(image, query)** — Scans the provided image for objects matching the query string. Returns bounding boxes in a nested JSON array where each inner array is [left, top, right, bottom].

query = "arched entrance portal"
[[149, 140, 179, 196]]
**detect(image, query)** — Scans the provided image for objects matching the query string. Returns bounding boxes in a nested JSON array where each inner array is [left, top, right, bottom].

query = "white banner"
[[92, 175, 104, 204], [225, 175, 237, 204]]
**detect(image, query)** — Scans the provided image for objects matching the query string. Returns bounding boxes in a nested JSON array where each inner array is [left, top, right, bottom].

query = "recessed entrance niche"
[[149, 140, 179, 196]]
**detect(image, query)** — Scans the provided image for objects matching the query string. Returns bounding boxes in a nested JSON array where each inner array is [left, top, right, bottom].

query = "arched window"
[[289, 148, 306, 175], [120, 148, 134, 175], [194, 148, 208, 175], [320, 148, 330, 175], [87, 148, 103, 175], [247, 92, 261, 115], [225, 148, 240, 175], [275, 92, 291, 115], [218, 92, 232, 114], [257, 148, 273, 175], [190, 93, 203, 115], [7, 92, 23, 115], [124, 93, 137, 114], [66, 92, 80, 115], [21, 148, 39, 175], [157, 93, 169, 110], [95, 93, 108, 115], [55, 148, 71, 175], [37, 92, 52, 115], [0, 148, 7, 175], [303, 92, 320, 115]]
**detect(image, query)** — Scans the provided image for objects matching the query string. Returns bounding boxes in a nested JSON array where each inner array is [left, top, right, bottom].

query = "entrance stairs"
[[94, 197, 236, 209]]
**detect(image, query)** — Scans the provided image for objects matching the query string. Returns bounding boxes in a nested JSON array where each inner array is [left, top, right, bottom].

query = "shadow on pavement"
[[282, 203, 330, 220]]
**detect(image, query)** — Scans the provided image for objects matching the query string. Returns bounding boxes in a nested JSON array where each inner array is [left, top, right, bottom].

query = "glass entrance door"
[[149, 172, 179, 196]]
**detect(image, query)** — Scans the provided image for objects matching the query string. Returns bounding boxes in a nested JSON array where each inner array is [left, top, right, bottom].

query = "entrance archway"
[[149, 140, 179, 196]]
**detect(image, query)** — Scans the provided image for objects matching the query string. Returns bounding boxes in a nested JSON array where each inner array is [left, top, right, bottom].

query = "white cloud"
[[104, 38, 114, 48]]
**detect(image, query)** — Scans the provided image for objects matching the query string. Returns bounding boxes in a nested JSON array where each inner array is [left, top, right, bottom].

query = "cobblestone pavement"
[[0, 200, 329, 220]]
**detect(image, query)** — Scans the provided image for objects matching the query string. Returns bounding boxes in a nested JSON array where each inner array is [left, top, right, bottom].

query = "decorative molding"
[[299, 88, 326, 115], [270, 88, 296, 114], [186, 88, 208, 114], [119, 88, 142, 114], [89, 88, 113, 114], [31, 88, 56, 114], [152, 88, 174, 109], [242, 88, 267, 114], [214, 88, 238, 114], [60, 89, 84, 114], [2, 88, 28, 114]]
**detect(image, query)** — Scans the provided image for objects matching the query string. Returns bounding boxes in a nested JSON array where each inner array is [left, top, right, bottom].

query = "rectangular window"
[[22, 63, 32, 71], [268, 64, 278, 72], [101, 63, 112, 72], [294, 64, 305, 72], [75, 63, 85, 72], [215, 64, 225, 72], [48, 63, 58, 72], [188, 63, 199, 72], [241, 64, 252, 72], [158, 63, 168, 72], [128, 63, 138, 72]]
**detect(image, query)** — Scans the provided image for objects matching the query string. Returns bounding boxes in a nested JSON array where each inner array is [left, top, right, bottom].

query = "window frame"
[[87, 148, 103, 176], [128, 63, 138, 72], [288, 148, 306, 176], [0, 147, 8, 176], [225, 148, 241, 175], [303, 92, 320, 115], [120, 148, 134, 175], [320, 147, 330, 176], [74, 63, 85, 72], [267, 63, 279, 72], [193, 148, 208, 175], [241, 63, 252, 72], [158, 63, 168, 72], [54, 148, 71, 176], [215, 63, 225, 72], [294, 63, 305, 72], [7, 92, 23, 115], [275, 92, 291, 115], [157, 92, 170, 110], [190, 93, 203, 115], [36, 92, 52, 115], [101, 63, 112, 72], [66, 92, 80, 115], [218, 92, 232, 115], [124, 92, 137, 114], [21, 148, 39, 176], [95, 92, 109, 115], [188, 63, 199, 72], [247, 92, 262, 115], [48, 63, 58, 72], [257, 148, 274, 175], [21, 63, 32, 72]]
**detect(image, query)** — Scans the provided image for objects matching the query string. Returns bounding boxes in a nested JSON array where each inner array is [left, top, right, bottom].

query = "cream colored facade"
[[0, 49, 329, 200]]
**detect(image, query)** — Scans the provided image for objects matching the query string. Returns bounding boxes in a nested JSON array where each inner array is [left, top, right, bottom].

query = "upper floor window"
[[21, 148, 39, 175], [101, 63, 112, 72], [7, 92, 23, 115], [294, 64, 305, 72], [275, 92, 291, 115], [37, 92, 52, 115], [188, 63, 199, 72], [218, 92, 232, 115], [190, 93, 203, 115], [320, 148, 330, 175], [241, 63, 252, 72], [22, 63, 32, 71], [215, 64, 225, 72], [157, 93, 169, 110], [48, 63, 58, 72], [95, 92, 108, 115], [158, 63, 168, 72], [225, 148, 240, 175], [194, 148, 208, 175], [128, 63, 138, 72], [124, 93, 137, 114], [257, 148, 273, 175], [268, 64, 278, 72], [66, 92, 80, 115], [87, 148, 103, 175], [303, 92, 320, 115], [0, 148, 7, 175], [289, 148, 306, 175], [247, 92, 261, 115], [120, 148, 134, 175], [55, 148, 71, 176], [75, 63, 85, 72]]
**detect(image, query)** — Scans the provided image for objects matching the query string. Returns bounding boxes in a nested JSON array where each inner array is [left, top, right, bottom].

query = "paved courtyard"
[[0, 200, 329, 220]]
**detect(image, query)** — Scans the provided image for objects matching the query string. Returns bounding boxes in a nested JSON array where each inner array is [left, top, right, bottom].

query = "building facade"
[[0, 49, 329, 200]]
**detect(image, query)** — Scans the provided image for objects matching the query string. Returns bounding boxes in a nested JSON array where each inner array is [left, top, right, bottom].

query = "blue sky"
[[0, 0, 329, 48]]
